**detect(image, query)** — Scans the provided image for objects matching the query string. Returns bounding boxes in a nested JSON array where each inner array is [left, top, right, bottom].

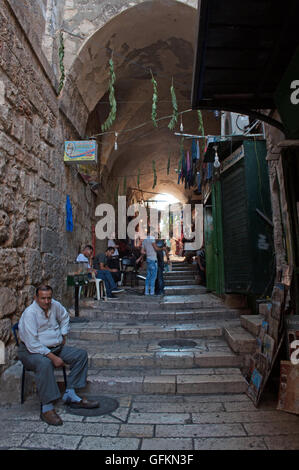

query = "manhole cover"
[[65, 395, 119, 417], [158, 339, 197, 349]]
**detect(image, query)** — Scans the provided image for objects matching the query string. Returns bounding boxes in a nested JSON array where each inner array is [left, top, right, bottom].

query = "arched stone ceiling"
[[61, 0, 220, 202]]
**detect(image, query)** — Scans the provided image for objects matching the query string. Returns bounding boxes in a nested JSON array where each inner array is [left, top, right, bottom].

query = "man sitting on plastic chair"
[[77, 245, 124, 299], [92, 246, 124, 298], [18, 285, 99, 426]]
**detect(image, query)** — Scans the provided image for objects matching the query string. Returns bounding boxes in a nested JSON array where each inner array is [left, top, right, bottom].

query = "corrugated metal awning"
[[191, 0, 299, 131]]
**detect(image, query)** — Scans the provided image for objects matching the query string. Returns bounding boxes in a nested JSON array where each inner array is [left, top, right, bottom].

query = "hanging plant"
[[58, 32, 65, 94], [101, 57, 117, 132], [152, 160, 157, 189], [168, 78, 178, 130], [151, 70, 158, 127], [197, 110, 205, 154], [167, 151, 171, 175]]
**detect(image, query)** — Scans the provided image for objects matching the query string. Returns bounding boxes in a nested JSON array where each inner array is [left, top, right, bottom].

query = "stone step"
[[91, 295, 227, 313], [164, 279, 199, 286], [240, 314, 264, 336], [224, 327, 257, 354], [164, 270, 196, 276], [76, 342, 244, 370], [164, 285, 206, 295], [69, 322, 224, 342], [71, 307, 245, 322], [164, 274, 195, 280], [71, 368, 247, 395]]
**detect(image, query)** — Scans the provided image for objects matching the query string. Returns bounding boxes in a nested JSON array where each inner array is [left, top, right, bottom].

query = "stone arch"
[[58, 0, 219, 204]]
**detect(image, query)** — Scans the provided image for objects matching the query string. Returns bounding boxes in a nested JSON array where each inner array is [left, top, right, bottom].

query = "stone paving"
[[0, 391, 298, 450], [1, 260, 298, 451]]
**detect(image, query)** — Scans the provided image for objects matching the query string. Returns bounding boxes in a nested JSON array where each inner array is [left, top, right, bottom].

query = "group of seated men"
[[76, 244, 124, 299]]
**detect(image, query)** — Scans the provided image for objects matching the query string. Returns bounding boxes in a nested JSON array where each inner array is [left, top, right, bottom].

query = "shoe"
[[111, 288, 124, 293], [40, 409, 63, 426], [107, 294, 117, 299], [65, 397, 99, 409]]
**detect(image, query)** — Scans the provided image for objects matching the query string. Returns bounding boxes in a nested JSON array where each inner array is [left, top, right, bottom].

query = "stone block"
[[0, 286, 17, 318], [0, 318, 11, 343], [24, 249, 42, 284], [0, 360, 35, 404], [143, 376, 176, 394], [40, 228, 60, 255]]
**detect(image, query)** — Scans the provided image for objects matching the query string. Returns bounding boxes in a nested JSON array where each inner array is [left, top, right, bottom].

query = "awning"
[[191, 0, 299, 131]]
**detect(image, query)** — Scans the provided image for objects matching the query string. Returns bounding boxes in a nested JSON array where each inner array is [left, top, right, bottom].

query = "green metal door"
[[204, 183, 225, 295]]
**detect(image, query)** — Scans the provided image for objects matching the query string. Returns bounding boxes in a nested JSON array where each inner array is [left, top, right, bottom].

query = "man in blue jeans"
[[141, 235, 167, 296], [76, 245, 123, 299]]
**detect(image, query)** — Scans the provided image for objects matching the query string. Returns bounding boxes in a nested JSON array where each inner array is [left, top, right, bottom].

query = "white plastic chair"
[[79, 274, 106, 300]]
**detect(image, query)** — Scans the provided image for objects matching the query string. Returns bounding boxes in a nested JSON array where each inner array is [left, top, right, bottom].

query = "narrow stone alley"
[[0, 261, 298, 451]]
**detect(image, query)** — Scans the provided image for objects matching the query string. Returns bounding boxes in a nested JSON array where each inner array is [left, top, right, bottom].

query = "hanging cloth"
[[191, 139, 197, 162], [66, 195, 73, 232], [197, 172, 201, 193]]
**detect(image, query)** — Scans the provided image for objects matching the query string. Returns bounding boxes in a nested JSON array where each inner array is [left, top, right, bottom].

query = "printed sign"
[[220, 145, 244, 174], [64, 141, 98, 164]]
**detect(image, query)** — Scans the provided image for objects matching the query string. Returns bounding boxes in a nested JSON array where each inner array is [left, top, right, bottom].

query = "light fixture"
[[180, 115, 184, 132], [114, 132, 118, 151], [213, 145, 220, 168]]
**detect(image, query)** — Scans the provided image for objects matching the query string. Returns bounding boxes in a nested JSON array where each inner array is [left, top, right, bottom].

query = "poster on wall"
[[64, 140, 98, 164]]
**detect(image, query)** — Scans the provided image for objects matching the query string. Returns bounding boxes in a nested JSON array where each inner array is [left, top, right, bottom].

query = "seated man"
[[77, 245, 123, 299], [92, 246, 124, 298], [18, 285, 99, 426]]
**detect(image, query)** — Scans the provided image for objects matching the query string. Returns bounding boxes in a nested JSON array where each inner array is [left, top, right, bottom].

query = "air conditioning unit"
[[221, 112, 250, 136]]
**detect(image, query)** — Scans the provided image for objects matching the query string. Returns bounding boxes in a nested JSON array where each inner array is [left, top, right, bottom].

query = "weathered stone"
[[24, 249, 42, 284], [0, 287, 17, 318], [42, 253, 61, 279], [12, 218, 29, 246], [0, 360, 35, 404], [0, 209, 9, 243], [0, 249, 24, 285], [40, 227, 60, 255], [0, 318, 11, 343]]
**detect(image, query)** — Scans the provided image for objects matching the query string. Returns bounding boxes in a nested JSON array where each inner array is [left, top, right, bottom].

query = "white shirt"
[[19, 299, 70, 355], [142, 236, 157, 261], [108, 239, 119, 256], [76, 253, 90, 268]]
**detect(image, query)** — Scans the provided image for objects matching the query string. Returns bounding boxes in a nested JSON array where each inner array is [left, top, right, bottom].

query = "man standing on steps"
[[141, 233, 168, 296], [18, 285, 99, 426]]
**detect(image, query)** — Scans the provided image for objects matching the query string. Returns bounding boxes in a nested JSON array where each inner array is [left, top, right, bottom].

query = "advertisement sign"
[[64, 140, 98, 164]]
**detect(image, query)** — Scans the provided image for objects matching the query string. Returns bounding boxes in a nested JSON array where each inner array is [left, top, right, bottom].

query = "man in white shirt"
[[18, 285, 99, 426], [76, 244, 93, 268]]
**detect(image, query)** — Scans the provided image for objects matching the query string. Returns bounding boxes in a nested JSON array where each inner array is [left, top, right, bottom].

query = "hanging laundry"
[[191, 139, 197, 162], [197, 172, 201, 193], [66, 195, 73, 232], [207, 162, 213, 180]]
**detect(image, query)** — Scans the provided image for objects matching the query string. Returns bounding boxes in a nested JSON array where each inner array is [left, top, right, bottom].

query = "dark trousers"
[[18, 343, 88, 405], [95, 270, 117, 296], [155, 265, 165, 294]]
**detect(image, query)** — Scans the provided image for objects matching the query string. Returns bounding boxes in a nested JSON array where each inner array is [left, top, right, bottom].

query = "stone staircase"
[[64, 261, 252, 396]]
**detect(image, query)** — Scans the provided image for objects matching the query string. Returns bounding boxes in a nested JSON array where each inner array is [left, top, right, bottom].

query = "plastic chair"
[[120, 257, 138, 287], [12, 322, 67, 404], [79, 274, 106, 300]]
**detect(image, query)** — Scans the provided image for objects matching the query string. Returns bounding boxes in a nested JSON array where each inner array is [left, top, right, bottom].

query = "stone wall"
[[0, 1, 97, 373]]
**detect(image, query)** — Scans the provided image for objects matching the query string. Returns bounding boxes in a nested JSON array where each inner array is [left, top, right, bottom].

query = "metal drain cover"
[[158, 339, 197, 349], [65, 395, 119, 417]]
